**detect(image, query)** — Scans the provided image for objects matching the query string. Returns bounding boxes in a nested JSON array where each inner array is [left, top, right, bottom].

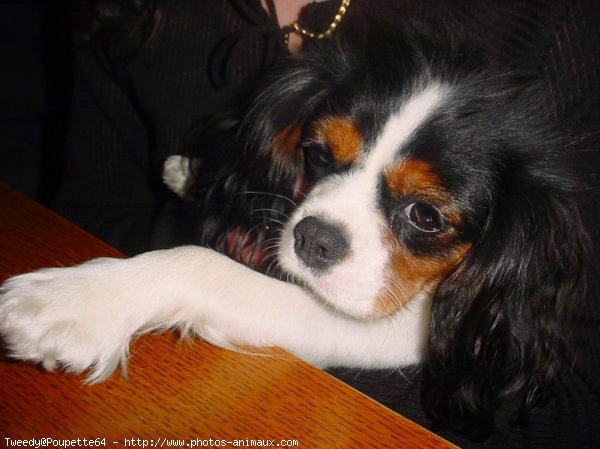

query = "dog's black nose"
[[293, 216, 349, 270]]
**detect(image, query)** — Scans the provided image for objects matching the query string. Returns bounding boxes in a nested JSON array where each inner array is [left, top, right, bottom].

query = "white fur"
[[362, 83, 448, 177], [0, 247, 429, 382]]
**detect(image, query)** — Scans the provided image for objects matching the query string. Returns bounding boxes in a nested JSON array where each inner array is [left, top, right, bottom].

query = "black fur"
[[178, 25, 591, 439]]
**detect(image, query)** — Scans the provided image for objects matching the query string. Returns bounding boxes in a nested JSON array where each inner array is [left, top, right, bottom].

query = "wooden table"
[[0, 182, 457, 448]]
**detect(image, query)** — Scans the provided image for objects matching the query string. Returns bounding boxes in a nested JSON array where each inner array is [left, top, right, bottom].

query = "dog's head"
[[242, 30, 589, 435]]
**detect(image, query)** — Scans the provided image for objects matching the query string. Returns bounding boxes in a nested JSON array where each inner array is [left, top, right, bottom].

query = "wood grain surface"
[[0, 183, 458, 448]]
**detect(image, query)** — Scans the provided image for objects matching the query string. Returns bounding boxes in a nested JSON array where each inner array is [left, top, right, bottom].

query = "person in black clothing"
[[3, 1, 599, 447]]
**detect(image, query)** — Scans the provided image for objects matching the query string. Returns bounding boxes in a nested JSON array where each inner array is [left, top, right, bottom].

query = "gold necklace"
[[284, 0, 351, 45]]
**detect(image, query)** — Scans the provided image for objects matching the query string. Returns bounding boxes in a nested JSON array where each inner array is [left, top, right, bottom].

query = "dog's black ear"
[[424, 168, 589, 438], [239, 39, 356, 180]]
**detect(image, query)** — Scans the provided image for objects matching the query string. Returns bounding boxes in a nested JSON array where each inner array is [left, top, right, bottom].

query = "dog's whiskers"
[[237, 190, 297, 207], [249, 208, 289, 221]]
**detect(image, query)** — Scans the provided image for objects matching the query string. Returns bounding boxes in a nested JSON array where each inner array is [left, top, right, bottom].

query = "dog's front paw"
[[0, 260, 132, 382]]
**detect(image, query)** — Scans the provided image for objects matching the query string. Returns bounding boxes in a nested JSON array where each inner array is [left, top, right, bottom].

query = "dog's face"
[[278, 83, 476, 317]]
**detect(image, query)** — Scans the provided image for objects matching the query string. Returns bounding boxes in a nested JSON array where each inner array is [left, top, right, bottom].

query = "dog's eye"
[[403, 202, 444, 233], [304, 143, 331, 167], [302, 143, 333, 178]]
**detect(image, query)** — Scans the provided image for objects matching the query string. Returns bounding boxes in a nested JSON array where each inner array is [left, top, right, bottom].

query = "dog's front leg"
[[0, 246, 429, 382], [0, 246, 295, 381]]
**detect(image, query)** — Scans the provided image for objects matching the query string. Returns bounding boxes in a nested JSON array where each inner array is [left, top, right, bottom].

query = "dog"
[[0, 25, 590, 437]]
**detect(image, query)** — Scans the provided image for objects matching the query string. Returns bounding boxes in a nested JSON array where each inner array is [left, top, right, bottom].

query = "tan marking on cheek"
[[272, 124, 302, 167], [372, 240, 471, 317], [313, 117, 362, 165]]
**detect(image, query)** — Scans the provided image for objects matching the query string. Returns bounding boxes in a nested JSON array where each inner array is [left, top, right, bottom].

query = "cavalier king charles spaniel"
[[0, 24, 590, 437]]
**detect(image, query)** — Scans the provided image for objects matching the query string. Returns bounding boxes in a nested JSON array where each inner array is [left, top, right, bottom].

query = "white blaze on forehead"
[[362, 83, 448, 178], [279, 82, 449, 317]]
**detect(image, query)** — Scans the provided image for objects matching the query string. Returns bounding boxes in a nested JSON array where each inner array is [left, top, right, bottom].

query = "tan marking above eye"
[[312, 117, 362, 165], [384, 159, 462, 226], [384, 159, 443, 198]]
